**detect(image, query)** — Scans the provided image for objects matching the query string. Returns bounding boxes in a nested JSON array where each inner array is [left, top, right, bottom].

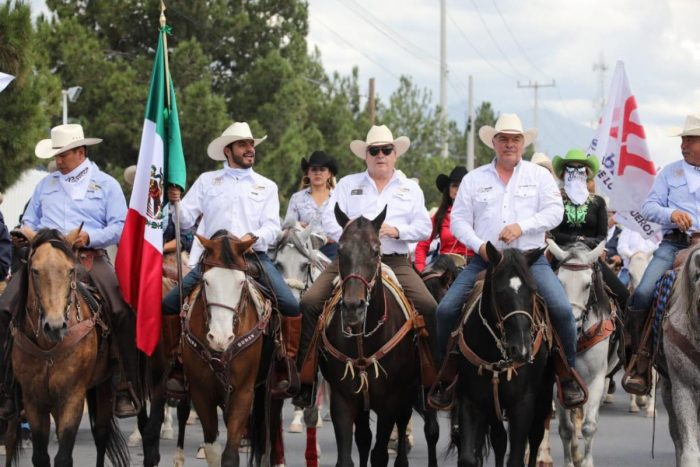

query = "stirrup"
[[428, 377, 457, 411], [114, 382, 142, 418]]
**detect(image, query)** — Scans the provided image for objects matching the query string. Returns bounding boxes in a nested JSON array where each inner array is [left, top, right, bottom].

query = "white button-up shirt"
[[451, 159, 563, 252], [321, 171, 432, 255], [179, 168, 280, 256]]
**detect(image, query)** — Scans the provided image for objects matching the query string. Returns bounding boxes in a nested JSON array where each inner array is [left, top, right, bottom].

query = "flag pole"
[[160, 1, 184, 317]]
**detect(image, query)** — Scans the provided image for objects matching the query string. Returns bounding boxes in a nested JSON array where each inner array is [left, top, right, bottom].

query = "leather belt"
[[663, 229, 689, 245]]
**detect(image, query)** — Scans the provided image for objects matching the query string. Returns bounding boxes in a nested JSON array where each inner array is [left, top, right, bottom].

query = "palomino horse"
[[182, 231, 280, 466], [270, 222, 330, 466], [659, 243, 700, 467], [548, 240, 617, 467], [7, 228, 128, 466], [449, 243, 552, 467], [315, 205, 436, 467]]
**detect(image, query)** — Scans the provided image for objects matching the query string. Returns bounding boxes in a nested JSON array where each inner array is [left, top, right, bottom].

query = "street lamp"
[[61, 86, 82, 124]]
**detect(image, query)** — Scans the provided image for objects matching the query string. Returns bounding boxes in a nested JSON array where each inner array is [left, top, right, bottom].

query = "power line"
[[490, 0, 550, 79], [468, 0, 524, 79]]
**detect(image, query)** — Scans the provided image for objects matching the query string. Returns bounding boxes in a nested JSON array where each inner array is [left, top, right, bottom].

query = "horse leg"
[[506, 396, 536, 467], [162, 404, 174, 439], [392, 406, 412, 467], [645, 369, 657, 418], [579, 372, 606, 467], [555, 402, 575, 467], [141, 395, 167, 467], [4, 415, 19, 467], [271, 400, 286, 467], [22, 402, 51, 467], [221, 387, 256, 467], [52, 392, 88, 467], [370, 412, 395, 467], [174, 397, 191, 467], [490, 420, 507, 467], [289, 405, 304, 433], [660, 377, 683, 466], [417, 401, 439, 467], [669, 373, 700, 467], [330, 392, 358, 467], [303, 405, 320, 467], [456, 397, 487, 467], [191, 391, 221, 467], [354, 409, 372, 467]]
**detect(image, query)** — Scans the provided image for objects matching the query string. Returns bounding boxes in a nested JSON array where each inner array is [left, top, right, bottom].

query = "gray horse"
[[660, 243, 700, 467]]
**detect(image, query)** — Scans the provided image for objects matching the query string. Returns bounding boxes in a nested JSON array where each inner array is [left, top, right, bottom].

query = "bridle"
[[339, 256, 385, 337], [199, 255, 249, 335]]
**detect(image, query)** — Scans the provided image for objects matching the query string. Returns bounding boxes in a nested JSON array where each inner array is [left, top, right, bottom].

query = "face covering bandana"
[[59, 158, 92, 200], [563, 166, 589, 205]]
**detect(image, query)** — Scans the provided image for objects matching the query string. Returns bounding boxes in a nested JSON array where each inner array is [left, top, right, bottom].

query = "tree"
[[0, 2, 60, 191]]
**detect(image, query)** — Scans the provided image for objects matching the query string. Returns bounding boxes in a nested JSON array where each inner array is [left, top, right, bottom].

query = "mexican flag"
[[116, 27, 186, 356]]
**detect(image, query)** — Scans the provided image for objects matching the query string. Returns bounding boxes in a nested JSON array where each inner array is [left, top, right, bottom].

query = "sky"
[[25, 0, 700, 168]]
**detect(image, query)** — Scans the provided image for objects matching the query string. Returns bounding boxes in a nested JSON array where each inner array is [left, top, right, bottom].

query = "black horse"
[[450, 243, 553, 467], [318, 205, 435, 467], [421, 254, 460, 303]]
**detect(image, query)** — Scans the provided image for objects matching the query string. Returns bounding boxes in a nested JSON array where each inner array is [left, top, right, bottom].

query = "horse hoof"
[[196, 444, 206, 459], [174, 447, 185, 467], [0, 445, 5, 456], [646, 409, 657, 418], [316, 416, 323, 428], [288, 421, 303, 433], [604, 394, 614, 404], [160, 427, 174, 440], [537, 462, 553, 467], [629, 405, 639, 413]]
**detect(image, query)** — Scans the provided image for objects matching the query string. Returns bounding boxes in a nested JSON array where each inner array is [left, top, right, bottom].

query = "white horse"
[[548, 239, 615, 467], [659, 243, 700, 467]]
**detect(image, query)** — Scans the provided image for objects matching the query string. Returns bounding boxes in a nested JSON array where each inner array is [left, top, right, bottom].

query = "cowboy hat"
[[435, 166, 468, 193], [531, 152, 553, 173], [123, 165, 137, 186], [207, 122, 267, 161], [552, 149, 600, 180], [478, 113, 537, 149], [34, 124, 102, 159], [350, 125, 410, 160], [300, 151, 338, 175], [672, 114, 700, 137]]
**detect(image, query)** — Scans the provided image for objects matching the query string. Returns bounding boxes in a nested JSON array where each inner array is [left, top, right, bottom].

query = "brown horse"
[[181, 230, 280, 467], [7, 228, 128, 467]]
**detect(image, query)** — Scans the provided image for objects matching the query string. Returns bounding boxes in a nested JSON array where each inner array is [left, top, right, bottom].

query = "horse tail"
[[86, 387, 130, 467], [248, 383, 268, 467], [3, 416, 23, 467]]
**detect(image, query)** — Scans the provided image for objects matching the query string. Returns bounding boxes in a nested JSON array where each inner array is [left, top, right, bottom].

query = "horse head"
[[335, 203, 386, 334], [483, 242, 540, 364], [672, 243, 700, 316], [273, 222, 330, 301], [26, 227, 81, 343], [421, 255, 459, 302], [547, 239, 607, 322], [196, 230, 256, 352]]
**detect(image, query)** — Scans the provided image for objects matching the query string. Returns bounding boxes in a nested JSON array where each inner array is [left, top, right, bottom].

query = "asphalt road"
[[4, 384, 675, 466]]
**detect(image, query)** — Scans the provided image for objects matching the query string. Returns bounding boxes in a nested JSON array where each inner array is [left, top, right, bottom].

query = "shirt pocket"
[[515, 186, 538, 199], [474, 190, 497, 204], [83, 189, 106, 218]]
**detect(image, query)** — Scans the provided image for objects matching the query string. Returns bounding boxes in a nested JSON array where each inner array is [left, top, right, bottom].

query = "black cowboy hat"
[[300, 150, 338, 175], [435, 166, 468, 192]]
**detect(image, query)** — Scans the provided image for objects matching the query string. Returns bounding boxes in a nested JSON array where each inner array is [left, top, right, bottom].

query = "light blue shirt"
[[22, 162, 126, 249], [284, 188, 330, 236], [641, 160, 700, 233]]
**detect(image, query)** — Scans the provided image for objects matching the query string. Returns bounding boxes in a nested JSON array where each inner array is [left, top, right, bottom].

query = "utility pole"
[[368, 77, 376, 125], [517, 80, 555, 151], [440, 0, 448, 158], [592, 52, 608, 126], [466, 75, 475, 171]]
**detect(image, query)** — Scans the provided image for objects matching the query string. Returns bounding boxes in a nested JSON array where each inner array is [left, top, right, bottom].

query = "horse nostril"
[[227, 335, 235, 344], [61, 322, 68, 330], [207, 332, 215, 343], [43, 322, 51, 333]]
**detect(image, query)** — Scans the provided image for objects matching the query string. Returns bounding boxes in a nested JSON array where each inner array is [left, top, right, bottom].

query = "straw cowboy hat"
[[552, 149, 600, 181], [123, 165, 137, 186], [672, 114, 700, 137], [478, 113, 537, 149], [207, 122, 267, 161], [350, 125, 410, 160], [435, 166, 468, 193], [531, 152, 553, 173], [35, 124, 102, 159]]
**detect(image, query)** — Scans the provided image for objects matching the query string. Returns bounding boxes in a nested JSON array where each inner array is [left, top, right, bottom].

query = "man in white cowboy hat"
[[0, 123, 142, 418], [165, 121, 302, 397], [429, 113, 587, 410], [622, 114, 700, 395], [293, 124, 439, 407]]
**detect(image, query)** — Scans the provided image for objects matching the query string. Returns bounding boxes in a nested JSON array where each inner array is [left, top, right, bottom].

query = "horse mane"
[[207, 229, 242, 267], [670, 243, 700, 315], [31, 228, 75, 259]]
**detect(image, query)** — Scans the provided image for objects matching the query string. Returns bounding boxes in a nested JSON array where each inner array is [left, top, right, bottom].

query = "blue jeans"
[[618, 268, 630, 287], [436, 253, 577, 367], [162, 252, 300, 317], [629, 239, 684, 316]]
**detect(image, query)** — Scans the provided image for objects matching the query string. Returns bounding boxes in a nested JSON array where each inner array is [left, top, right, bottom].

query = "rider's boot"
[[271, 315, 302, 399], [162, 315, 187, 399], [552, 335, 587, 409], [428, 337, 460, 410], [622, 308, 654, 395]]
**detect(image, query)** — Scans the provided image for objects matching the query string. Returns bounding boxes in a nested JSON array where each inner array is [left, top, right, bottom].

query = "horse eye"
[[31, 268, 39, 275]]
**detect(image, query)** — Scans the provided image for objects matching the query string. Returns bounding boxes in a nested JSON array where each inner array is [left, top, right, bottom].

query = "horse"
[[658, 243, 700, 467], [547, 240, 617, 467], [420, 254, 460, 304], [449, 243, 553, 467], [6, 227, 129, 467], [270, 222, 331, 466], [314, 205, 434, 467], [181, 230, 282, 467]]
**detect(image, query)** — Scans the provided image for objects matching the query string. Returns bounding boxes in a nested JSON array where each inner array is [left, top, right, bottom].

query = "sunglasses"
[[367, 145, 394, 157]]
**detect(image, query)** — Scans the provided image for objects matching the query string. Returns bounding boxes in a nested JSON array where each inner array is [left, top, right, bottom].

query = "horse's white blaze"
[[509, 276, 522, 293], [203, 267, 246, 352]]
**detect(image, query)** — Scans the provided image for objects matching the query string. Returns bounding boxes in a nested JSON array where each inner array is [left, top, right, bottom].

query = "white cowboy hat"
[[531, 152, 553, 173], [672, 114, 700, 137], [34, 124, 102, 159], [478, 113, 537, 149], [123, 165, 137, 186], [207, 122, 267, 161], [349, 125, 410, 160]]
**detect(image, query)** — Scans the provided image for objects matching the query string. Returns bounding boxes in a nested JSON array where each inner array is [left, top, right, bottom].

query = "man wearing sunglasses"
[[293, 125, 438, 407]]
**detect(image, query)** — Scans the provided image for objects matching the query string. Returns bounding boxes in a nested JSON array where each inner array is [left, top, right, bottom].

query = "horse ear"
[[235, 236, 257, 255], [371, 205, 388, 232], [309, 232, 326, 250], [546, 238, 567, 262], [485, 241, 501, 264], [196, 234, 213, 251], [525, 247, 545, 267], [334, 203, 349, 228], [64, 223, 84, 248]]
